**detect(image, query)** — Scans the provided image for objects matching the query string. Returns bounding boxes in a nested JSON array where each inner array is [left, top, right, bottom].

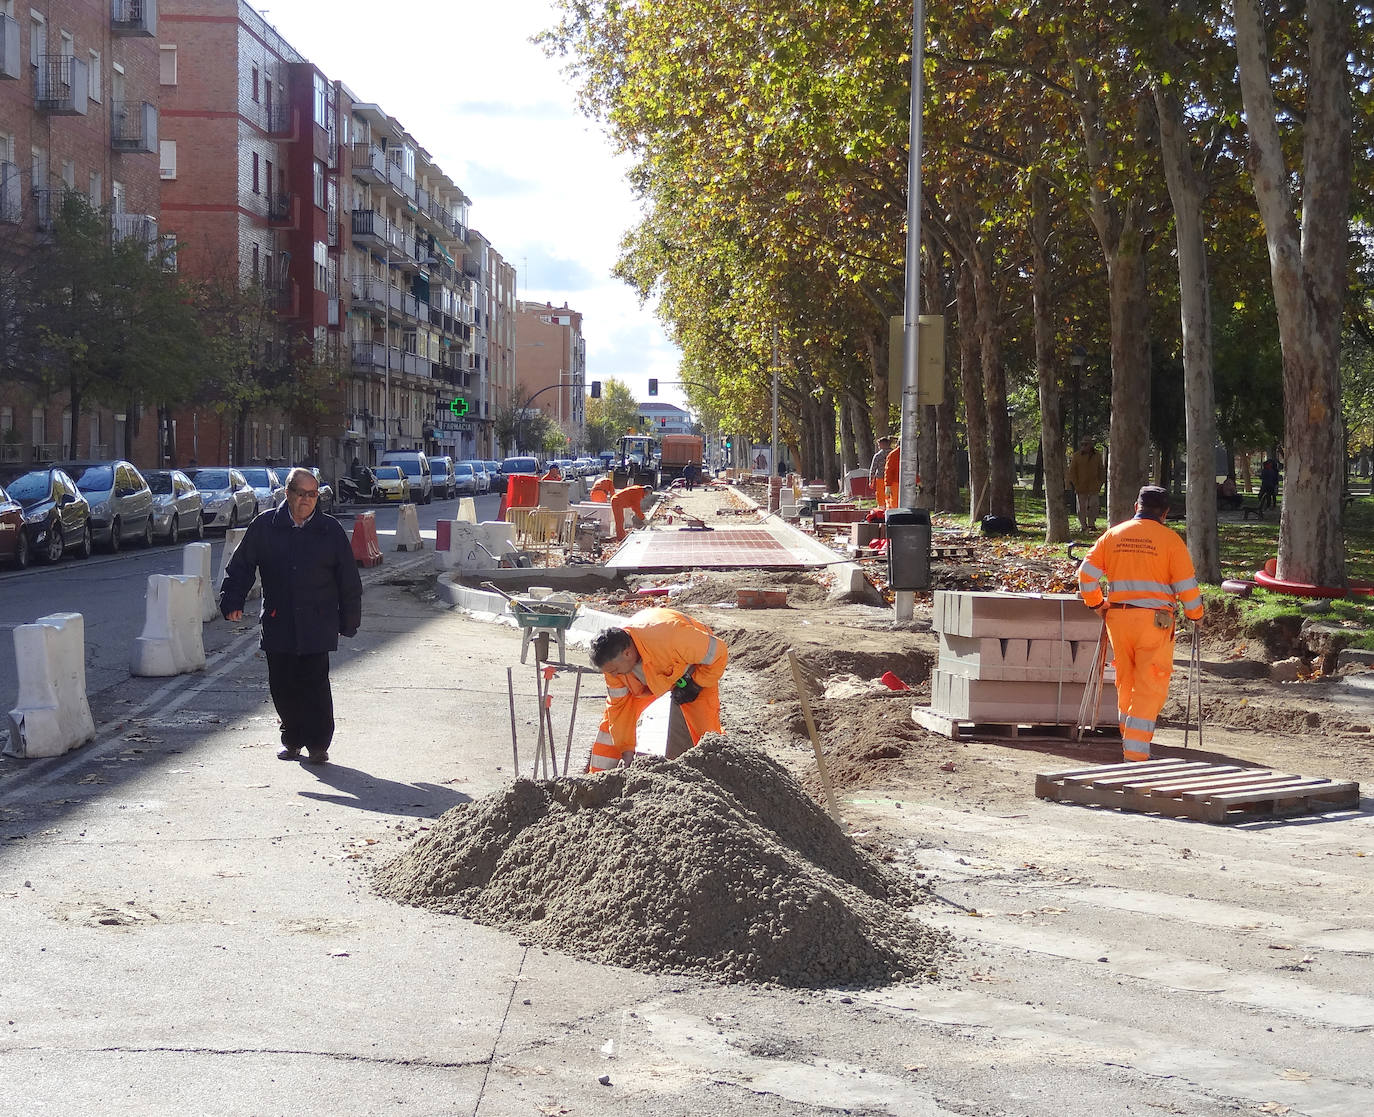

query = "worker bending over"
[[588, 475, 615, 503], [1076, 485, 1204, 762], [587, 608, 728, 772], [610, 484, 649, 539]]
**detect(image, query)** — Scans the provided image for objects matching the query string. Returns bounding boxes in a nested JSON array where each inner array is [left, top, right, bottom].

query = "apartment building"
[[0, 0, 163, 466], [515, 299, 586, 453], [484, 244, 517, 457]]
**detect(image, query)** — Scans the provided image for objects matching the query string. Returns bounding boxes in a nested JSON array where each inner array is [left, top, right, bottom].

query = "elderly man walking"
[[220, 467, 362, 764], [1067, 437, 1107, 532]]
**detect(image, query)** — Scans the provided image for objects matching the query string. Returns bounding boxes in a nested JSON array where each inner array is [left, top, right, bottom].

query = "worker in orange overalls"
[[587, 608, 728, 772], [883, 442, 901, 506], [610, 484, 649, 539], [541, 465, 562, 481], [588, 475, 615, 503], [1077, 485, 1204, 762], [869, 436, 892, 509]]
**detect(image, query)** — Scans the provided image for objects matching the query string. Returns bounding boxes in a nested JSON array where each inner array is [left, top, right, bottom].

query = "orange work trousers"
[[588, 686, 723, 771], [1104, 605, 1176, 761], [874, 478, 887, 510]]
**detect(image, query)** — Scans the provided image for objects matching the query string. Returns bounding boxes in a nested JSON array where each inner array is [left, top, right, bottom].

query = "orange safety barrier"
[[351, 510, 384, 567], [500, 474, 541, 520]]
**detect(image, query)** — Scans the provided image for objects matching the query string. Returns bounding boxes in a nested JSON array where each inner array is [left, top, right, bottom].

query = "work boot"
[[277, 746, 302, 761], [303, 749, 330, 765]]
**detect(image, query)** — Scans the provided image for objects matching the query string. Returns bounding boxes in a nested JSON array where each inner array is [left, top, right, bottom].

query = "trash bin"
[[885, 507, 931, 590]]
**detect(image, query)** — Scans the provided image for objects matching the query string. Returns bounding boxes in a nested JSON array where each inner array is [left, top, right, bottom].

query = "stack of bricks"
[[813, 503, 865, 532], [927, 591, 1117, 725]]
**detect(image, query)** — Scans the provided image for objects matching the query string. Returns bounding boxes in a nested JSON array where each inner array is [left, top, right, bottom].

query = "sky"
[[255, 0, 686, 409]]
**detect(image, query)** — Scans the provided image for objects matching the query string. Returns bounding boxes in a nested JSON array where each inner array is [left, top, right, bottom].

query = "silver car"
[[188, 467, 259, 530], [144, 469, 205, 542], [238, 466, 286, 511], [59, 459, 156, 552], [460, 459, 490, 494]]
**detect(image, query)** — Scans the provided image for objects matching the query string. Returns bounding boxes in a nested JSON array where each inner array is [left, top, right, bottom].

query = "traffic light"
[[660, 417, 666, 427], [648, 378, 658, 396], [589, 380, 601, 398]]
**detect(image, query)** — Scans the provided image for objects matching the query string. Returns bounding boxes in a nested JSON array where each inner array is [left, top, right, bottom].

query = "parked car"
[[428, 456, 457, 500], [373, 465, 411, 503], [379, 450, 432, 504], [452, 462, 479, 497], [187, 467, 258, 531], [0, 480, 25, 568], [143, 469, 205, 543], [59, 460, 155, 552], [460, 459, 490, 494], [238, 466, 286, 511], [0, 467, 92, 565], [289, 467, 335, 515], [499, 456, 539, 487]]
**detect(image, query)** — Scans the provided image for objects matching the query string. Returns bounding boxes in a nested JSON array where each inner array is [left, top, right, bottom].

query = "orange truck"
[[658, 434, 705, 484]]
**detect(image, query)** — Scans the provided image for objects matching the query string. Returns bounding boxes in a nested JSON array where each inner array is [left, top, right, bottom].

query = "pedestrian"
[[1258, 457, 1280, 512], [587, 608, 729, 772], [1076, 485, 1204, 763], [682, 462, 699, 491], [219, 467, 363, 765], [1066, 437, 1107, 532], [869, 436, 891, 509]]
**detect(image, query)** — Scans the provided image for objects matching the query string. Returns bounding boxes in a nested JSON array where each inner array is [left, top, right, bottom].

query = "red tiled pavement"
[[606, 527, 813, 570]]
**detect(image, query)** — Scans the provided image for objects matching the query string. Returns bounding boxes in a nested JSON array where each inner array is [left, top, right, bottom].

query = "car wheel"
[[13, 529, 31, 569], [140, 516, 154, 548], [168, 513, 179, 543], [44, 520, 65, 563], [109, 517, 122, 553], [77, 522, 93, 559], [192, 513, 204, 541]]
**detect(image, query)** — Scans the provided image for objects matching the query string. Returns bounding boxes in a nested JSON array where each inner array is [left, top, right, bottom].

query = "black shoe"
[[277, 747, 302, 760], [303, 750, 329, 765]]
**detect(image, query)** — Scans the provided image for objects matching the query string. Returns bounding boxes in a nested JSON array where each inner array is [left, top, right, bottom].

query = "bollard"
[[5, 613, 96, 759], [395, 503, 424, 551], [456, 497, 477, 524], [350, 511, 384, 566], [217, 527, 261, 601], [183, 541, 218, 622], [131, 574, 207, 677]]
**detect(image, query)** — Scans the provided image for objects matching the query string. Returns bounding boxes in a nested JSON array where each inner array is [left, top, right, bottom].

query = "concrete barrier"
[[131, 574, 207, 677], [217, 527, 261, 601], [436, 520, 521, 572], [183, 542, 218, 623], [5, 613, 96, 759], [395, 503, 424, 551], [572, 502, 614, 536], [539, 480, 572, 511], [351, 511, 384, 567], [456, 497, 477, 524]]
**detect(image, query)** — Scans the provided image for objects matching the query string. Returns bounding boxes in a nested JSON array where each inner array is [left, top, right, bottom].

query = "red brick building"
[[0, 0, 163, 466], [515, 300, 586, 453]]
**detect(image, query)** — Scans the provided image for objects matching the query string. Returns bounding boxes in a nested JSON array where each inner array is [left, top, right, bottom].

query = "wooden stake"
[[562, 668, 583, 775], [505, 667, 519, 774], [788, 650, 841, 823]]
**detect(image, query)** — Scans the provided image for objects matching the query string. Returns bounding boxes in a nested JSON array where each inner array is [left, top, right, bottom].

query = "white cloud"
[[255, 0, 685, 407]]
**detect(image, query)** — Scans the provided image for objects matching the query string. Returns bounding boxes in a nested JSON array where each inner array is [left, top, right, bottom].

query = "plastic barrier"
[[183, 541, 218, 623], [217, 527, 261, 601], [5, 613, 96, 759], [395, 503, 424, 551], [351, 511, 384, 567], [131, 575, 207, 677], [500, 475, 540, 520]]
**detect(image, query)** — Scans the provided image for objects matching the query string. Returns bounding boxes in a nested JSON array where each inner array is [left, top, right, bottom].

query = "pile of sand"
[[374, 740, 949, 987]]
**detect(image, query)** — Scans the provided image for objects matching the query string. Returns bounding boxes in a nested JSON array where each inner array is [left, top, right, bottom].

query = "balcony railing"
[[266, 103, 293, 138], [350, 143, 386, 185], [111, 0, 156, 37], [350, 274, 386, 309], [350, 208, 389, 249], [350, 340, 386, 370], [32, 189, 57, 232], [386, 160, 415, 201], [1, 14, 20, 79], [111, 212, 158, 246], [0, 162, 20, 225], [326, 204, 339, 248], [267, 192, 294, 225], [111, 101, 158, 153], [37, 55, 89, 115]]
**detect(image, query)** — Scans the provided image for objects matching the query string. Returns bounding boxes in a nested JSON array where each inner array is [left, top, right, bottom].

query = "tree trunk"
[[866, 323, 891, 441], [838, 392, 856, 476], [1233, 0, 1351, 587], [955, 262, 990, 520], [1155, 79, 1221, 581], [1030, 176, 1070, 543], [820, 389, 839, 490], [1106, 242, 1152, 524]]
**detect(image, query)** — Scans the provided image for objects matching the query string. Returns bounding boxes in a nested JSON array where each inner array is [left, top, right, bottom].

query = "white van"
[[379, 450, 433, 504], [428, 456, 456, 500]]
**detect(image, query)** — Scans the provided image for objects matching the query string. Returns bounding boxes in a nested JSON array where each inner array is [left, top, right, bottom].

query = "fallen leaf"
[[1278, 1068, 1311, 1081]]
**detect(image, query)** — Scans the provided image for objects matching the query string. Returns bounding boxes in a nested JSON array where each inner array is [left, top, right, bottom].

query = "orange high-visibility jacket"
[[884, 445, 901, 489], [598, 607, 728, 754], [1077, 515, 1204, 619], [589, 477, 615, 503]]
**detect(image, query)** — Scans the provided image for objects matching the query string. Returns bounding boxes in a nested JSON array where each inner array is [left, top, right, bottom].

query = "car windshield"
[[395, 462, 424, 477], [146, 474, 174, 494], [376, 467, 403, 480], [68, 464, 114, 493], [193, 470, 232, 490], [503, 458, 537, 473], [239, 469, 273, 486], [455, 465, 472, 476], [4, 472, 52, 503]]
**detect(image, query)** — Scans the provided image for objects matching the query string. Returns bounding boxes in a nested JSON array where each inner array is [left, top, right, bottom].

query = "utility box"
[[886, 507, 931, 591]]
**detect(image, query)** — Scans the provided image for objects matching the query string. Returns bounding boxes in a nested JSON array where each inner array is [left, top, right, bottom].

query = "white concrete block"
[[456, 497, 477, 524], [183, 542, 218, 623], [217, 527, 260, 601], [5, 613, 96, 759], [395, 503, 424, 551], [929, 669, 1117, 725], [437, 522, 498, 572], [131, 574, 207, 678], [934, 591, 1101, 640], [573, 502, 614, 536], [539, 480, 572, 511]]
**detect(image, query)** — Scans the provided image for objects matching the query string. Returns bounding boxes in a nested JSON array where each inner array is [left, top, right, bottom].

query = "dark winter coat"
[[219, 504, 363, 655]]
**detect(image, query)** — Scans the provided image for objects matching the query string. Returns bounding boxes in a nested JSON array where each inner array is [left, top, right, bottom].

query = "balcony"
[[1, 14, 20, 79], [350, 340, 386, 370], [267, 192, 295, 226], [111, 101, 158, 154], [350, 208, 389, 251], [350, 143, 386, 185], [37, 55, 89, 115], [349, 274, 386, 310], [326, 204, 339, 248], [327, 297, 342, 329], [266, 103, 294, 139], [32, 188, 57, 232], [111, 0, 156, 37], [267, 279, 299, 316], [0, 162, 19, 224], [111, 212, 158, 247], [386, 160, 415, 201]]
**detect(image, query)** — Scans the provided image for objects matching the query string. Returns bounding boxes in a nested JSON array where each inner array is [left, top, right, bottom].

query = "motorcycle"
[[338, 466, 382, 505]]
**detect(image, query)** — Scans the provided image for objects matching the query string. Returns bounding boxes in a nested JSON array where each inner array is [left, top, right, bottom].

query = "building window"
[[251, 65, 259, 101], [251, 243, 259, 282], [29, 12, 44, 68], [60, 160, 74, 190], [312, 160, 324, 209], [313, 71, 327, 126], [88, 49, 100, 102], [159, 141, 176, 180], [159, 45, 176, 86], [313, 241, 327, 292], [252, 152, 259, 193]]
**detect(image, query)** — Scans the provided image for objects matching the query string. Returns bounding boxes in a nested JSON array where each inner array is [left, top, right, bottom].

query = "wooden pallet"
[[1035, 759, 1361, 824], [912, 706, 1120, 743], [931, 544, 979, 560]]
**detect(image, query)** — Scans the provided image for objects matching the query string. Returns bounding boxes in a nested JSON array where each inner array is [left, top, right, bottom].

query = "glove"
[[671, 676, 703, 705]]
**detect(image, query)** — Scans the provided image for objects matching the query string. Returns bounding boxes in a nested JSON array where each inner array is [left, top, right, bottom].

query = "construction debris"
[[374, 740, 949, 987]]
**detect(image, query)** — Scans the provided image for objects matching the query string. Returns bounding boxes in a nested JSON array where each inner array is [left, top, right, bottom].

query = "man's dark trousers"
[[267, 652, 334, 753]]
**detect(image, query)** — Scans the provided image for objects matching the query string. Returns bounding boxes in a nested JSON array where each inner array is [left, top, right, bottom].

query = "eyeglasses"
[[289, 487, 319, 498]]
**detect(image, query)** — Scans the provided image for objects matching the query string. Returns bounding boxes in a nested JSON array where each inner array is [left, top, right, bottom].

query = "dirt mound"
[[373, 740, 949, 987], [665, 570, 831, 608]]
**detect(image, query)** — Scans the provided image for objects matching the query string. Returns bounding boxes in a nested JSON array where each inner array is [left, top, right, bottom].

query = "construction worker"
[[869, 436, 891, 509], [541, 464, 563, 481], [1067, 437, 1107, 532], [883, 442, 903, 507], [1077, 485, 1204, 762], [588, 475, 615, 503], [610, 484, 649, 540], [587, 608, 729, 771]]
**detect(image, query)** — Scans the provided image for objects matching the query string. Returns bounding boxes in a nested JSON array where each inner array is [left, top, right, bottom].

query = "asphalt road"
[[0, 492, 500, 714]]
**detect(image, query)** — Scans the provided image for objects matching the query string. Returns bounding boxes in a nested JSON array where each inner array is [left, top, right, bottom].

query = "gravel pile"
[[374, 739, 949, 987]]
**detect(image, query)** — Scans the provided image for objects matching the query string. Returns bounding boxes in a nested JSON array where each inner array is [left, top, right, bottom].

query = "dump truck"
[[658, 434, 705, 485]]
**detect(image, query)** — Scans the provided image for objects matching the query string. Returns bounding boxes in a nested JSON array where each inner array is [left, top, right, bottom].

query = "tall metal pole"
[[895, 0, 926, 622], [384, 224, 391, 457], [771, 321, 780, 475]]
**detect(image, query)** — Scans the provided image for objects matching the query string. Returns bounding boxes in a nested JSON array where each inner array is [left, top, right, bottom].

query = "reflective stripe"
[[1110, 579, 1175, 595], [594, 729, 615, 747], [1123, 748, 1151, 762], [1123, 714, 1155, 733], [1172, 577, 1199, 594], [606, 686, 629, 699], [701, 635, 720, 665], [1078, 561, 1104, 580]]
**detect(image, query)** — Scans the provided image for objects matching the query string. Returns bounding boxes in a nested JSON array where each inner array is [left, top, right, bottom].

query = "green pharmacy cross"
[[449, 398, 469, 417]]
